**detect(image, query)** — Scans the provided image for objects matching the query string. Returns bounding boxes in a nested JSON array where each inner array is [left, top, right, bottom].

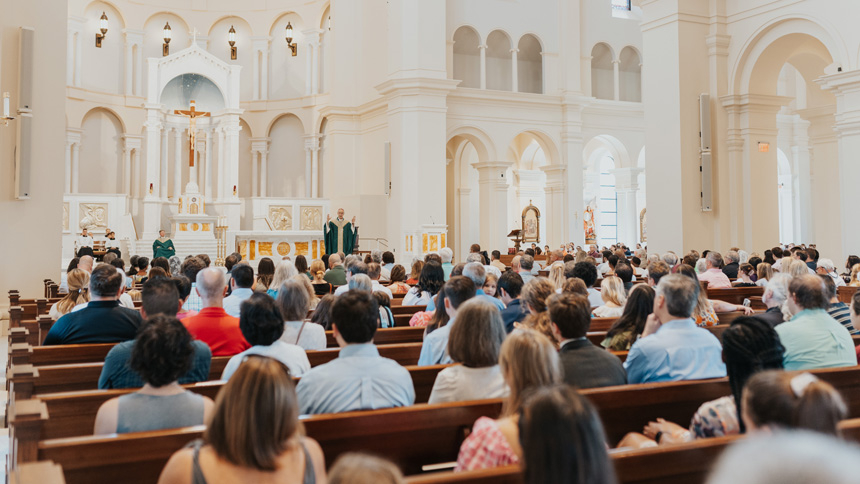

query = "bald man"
[[181, 268, 250, 356], [324, 253, 347, 286]]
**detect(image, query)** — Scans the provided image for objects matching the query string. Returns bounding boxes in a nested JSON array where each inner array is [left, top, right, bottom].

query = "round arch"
[[318, 3, 331, 30], [452, 24, 483, 45], [266, 111, 307, 136], [506, 129, 560, 167], [83, 0, 127, 29], [583, 135, 632, 171], [207, 15, 254, 38], [78, 106, 127, 133], [446, 125, 496, 162], [269, 11, 306, 36]]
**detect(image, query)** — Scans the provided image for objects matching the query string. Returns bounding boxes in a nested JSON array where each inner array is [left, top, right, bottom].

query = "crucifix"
[[174, 100, 210, 168]]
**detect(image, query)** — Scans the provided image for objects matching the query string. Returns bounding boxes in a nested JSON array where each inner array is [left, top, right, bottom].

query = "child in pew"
[[221, 293, 311, 380], [158, 356, 327, 484], [518, 385, 617, 484], [328, 453, 404, 484], [427, 299, 509, 404], [618, 316, 784, 448], [94, 315, 215, 435], [455, 329, 562, 472]]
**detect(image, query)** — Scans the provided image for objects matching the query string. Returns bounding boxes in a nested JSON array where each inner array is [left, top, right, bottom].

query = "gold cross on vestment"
[[174, 100, 210, 167]]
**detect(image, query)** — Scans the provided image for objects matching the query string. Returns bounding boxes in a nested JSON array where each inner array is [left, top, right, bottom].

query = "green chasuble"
[[324, 218, 355, 255], [153, 237, 176, 259]]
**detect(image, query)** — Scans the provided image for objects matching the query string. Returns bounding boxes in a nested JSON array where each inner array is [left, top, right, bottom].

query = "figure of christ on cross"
[[174, 100, 210, 167]]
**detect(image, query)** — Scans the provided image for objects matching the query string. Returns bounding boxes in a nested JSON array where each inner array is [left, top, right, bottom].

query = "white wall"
[[79, 109, 124, 193], [267, 114, 306, 198]]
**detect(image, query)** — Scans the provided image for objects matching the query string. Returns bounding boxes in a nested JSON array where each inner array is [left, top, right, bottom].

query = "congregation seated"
[[418, 276, 476, 365], [775, 274, 856, 370], [734, 263, 757, 287], [601, 284, 655, 351], [222, 293, 311, 379], [402, 260, 444, 308], [569, 261, 602, 308], [373, 292, 395, 328], [698, 252, 733, 289], [100, 277, 212, 389], [365, 263, 393, 297], [550, 293, 626, 388], [463, 262, 506, 311], [428, 298, 508, 404], [623, 274, 727, 383], [94, 315, 215, 435], [296, 291, 415, 414], [310, 294, 336, 330], [592, 275, 626, 318], [277, 278, 327, 351], [323, 254, 347, 286], [405, 260, 423, 285], [57, 256, 80, 294], [517, 255, 536, 284], [386, 264, 411, 294], [820, 274, 857, 334], [172, 275, 198, 319], [158, 356, 326, 484], [222, 264, 255, 318], [483, 272, 498, 297], [255, 257, 275, 292], [722, 250, 741, 280], [439, 247, 455, 280], [518, 277, 557, 344], [619, 316, 784, 448], [182, 268, 250, 357], [456, 329, 561, 471], [309, 259, 333, 295], [267, 260, 300, 299], [44, 263, 143, 345], [180, 257, 207, 312], [519, 385, 617, 484], [498, 270, 527, 333], [49, 268, 89, 320]]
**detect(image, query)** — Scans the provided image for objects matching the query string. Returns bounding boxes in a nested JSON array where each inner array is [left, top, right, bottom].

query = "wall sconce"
[[95, 11, 108, 48], [328, 16, 332, 31], [285, 22, 297, 56], [228, 25, 237, 60], [162, 22, 171, 56], [1, 92, 15, 127]]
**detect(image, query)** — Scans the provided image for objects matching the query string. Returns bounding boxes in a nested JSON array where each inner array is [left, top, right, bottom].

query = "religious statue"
[[584, 205, 597, 245], [640, 208, 647, 243], [174, 100, 210, 168], [79, 204, 107, 231], [324, 208, 356, 255], [153, 230, 176, 259]]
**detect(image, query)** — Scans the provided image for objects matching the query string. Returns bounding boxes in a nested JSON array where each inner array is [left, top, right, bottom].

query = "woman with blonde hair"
[[309, 260, 332, 296], [157, 356, 326, 484], [756, 262, 773, 287], [849, 263, 860, 287], [518, 277, 558, 345], [456, 329, 562, 471], [428, 299, 508, 404], [49, 268, 90, 320], [787, 259, 810, 278], [548, 262, 565, 291], [328, 454, 404, 484], [406, 260, 424, 285], [592, 276, 626, 318], [267, 260, 299, 299]]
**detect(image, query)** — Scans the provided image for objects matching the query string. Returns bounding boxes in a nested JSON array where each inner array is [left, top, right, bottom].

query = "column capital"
[[250, 137, 270, 152], [122, 134, 143, 149], [540, 164, 567, 179], [66, 127, 83, 143], [611, 167, 644, 190], [303, 134, 321, 150], [472, 161, 514, 184], [122, 29, 145, 44]]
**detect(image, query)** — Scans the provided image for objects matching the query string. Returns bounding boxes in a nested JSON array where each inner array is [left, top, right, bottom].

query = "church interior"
[[3, 0, 860, 482]]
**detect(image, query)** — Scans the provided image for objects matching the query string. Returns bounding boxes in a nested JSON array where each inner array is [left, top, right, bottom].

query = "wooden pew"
[[838, 285, 859, 304], [9, 343, 425, 397], [325, 326, 425, 347], [8, 460, 66, 484], [704, 286, 764, 305]]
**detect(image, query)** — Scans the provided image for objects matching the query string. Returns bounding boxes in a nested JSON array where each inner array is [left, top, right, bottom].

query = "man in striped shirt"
[[820, 274, 857, 335]]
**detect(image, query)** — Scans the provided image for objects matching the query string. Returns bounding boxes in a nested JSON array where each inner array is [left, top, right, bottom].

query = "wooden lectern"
[[507, 229, 522, 253]]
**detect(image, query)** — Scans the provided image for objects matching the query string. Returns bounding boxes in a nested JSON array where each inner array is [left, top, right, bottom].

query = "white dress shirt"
[[77, 235, 93, 248]]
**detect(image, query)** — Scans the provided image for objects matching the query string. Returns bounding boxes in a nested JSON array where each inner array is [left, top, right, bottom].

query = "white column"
[[304, 146, 312, 197], [511, 48, 519, 92], [173, 127, 182, 198], [74, 32, 82, 87], [252, 46, 260, 100], [251, 151, 258, 197], [205, 130, 214, 201], [472, 161, 513, 251], [613, 59, 620, 101], [260, 150, 268, 197], [541, 164, 567, 247], [217, 128, 226, 199], [124, 39, 134, 95], [311, 145, 319, 198], [225, 120, 241, 199], [479, 44, 487, 89], [160, 128, 168, 198], [311, 41, 320, 94], [612, 167, 643, 246], [131, 149, 140, 198], [122, 145, 131, 197], [71, 143, 80, 193], [64, 142, 72, 194]]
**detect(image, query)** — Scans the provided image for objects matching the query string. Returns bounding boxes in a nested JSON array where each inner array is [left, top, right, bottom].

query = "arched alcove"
[[486, 30, 512, 91], [79, 108, 124, 194], [319, 5, 331, 93], [160, 74, 226, 112], [517, 34, 543, 94], [591, 43, 614, 100], [453, 26, 481, 89], [507, 133, 548, 244], [143, 14, 190, 96], [619, 46, 641, 102], [269, 13, 306, 100], [267, 114, 306, 197], [446, 135, 483, 259], [81, 1, 125, 94], [208, 16, 254, 101], [583, 135, 633, 247]]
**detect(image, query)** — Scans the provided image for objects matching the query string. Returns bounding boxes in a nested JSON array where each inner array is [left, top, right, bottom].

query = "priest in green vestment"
[[324, 208, 356, 255], [153, 230, 176, 259]]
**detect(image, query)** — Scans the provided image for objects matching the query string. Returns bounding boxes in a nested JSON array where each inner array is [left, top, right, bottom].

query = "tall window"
[[598, 156, 617, 247]]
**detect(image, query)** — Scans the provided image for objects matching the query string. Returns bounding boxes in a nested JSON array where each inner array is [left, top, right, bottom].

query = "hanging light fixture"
[[162, 22, 172, 56], [95, 11, 108, 47], [228, 25, 237, 60], [285, 22, 297, 56]]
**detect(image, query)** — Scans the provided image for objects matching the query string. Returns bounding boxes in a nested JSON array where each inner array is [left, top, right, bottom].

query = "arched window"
[[591, 43, 614, 100], [486, 30, 512, 91], [517, 34, 543, 94], [453, 26, 481, 89], [619, 46, 641, 102]]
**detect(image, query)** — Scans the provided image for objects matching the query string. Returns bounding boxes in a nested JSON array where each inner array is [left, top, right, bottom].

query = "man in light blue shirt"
[[440, 247, 455, 281], [462, 262, 506, 311], [417, 276, 476, 366], [222, 264, 255, 318], [775, 274, 856, 370], [296, 291, 415, 414], [624, 274, 726, 383]]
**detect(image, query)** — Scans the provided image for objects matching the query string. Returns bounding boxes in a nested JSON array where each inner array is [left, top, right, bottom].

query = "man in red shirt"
[[182, 267, 250, 356]]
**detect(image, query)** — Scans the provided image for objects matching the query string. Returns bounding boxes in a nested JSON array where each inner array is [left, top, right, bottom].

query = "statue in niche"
[[584, 200, 597, 245], [268, 206, 293, 231], [640, 208, 647, 243], [79, 204, 107, 231]]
